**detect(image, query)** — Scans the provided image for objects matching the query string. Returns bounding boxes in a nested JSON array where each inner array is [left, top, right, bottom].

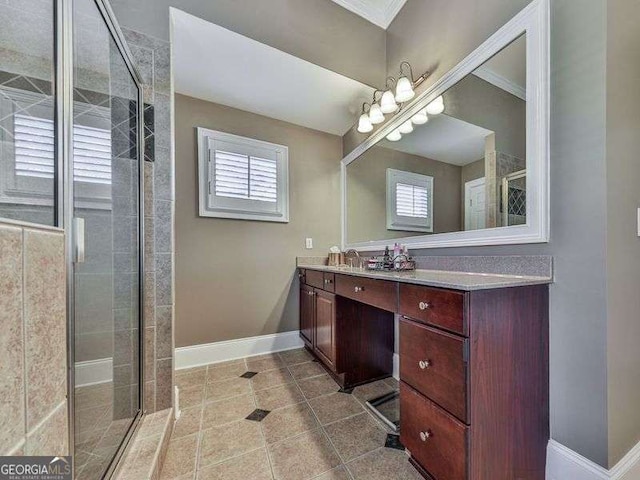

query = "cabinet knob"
[[418, 360, 432, 370], [354, 286, 365, 293], [324, 278, 333, 285], [419, 430, 433, 442], [418, 301, 431, 310], [307, 291, 315, 296]]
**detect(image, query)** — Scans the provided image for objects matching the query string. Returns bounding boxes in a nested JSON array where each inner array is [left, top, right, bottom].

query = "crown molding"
[[473, 65, 526, 100]]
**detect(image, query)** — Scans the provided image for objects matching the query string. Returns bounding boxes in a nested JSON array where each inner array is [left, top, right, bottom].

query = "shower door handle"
[[73, 217, 86, 263]]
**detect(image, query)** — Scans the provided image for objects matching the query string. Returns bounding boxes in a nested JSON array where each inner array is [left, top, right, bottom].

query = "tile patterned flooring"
[[74, 382, 135, 480], [163, 349, 422, 480]]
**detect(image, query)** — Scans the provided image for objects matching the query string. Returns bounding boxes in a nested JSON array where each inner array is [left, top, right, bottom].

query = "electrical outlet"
[[305, 238, 313, 249]]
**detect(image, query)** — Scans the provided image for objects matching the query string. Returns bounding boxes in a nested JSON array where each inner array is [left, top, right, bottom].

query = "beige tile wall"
[[0, 222, 68, 456]]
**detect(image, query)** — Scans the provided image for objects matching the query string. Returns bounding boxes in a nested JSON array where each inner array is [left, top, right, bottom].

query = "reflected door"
[[464, 178, 486, 231], [71, 0, 142, 478]]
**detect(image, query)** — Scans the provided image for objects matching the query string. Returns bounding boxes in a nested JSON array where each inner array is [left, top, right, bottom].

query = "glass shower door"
[[71, 1, 142, 478]]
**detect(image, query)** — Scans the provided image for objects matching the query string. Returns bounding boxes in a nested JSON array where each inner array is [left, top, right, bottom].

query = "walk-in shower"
[[1, 0, 144, 478]]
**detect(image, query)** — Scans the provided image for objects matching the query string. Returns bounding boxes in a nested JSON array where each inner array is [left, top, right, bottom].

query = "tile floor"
[[162, 348, 422, 480], [74, 382, 136, 480]]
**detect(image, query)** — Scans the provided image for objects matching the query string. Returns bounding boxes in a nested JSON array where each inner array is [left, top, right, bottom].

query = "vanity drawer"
[[335, 274, 397, 312], [323, 273, 336, 292], [304, 270, 325, 289], [400, 382, 468, 480], [399, 284, 467, 336], [400, 318, 468, 422]]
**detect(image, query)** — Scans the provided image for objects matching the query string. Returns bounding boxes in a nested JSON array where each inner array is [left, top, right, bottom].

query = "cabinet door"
[[300, 284, 315, 347], [315, 290, 336, 370]]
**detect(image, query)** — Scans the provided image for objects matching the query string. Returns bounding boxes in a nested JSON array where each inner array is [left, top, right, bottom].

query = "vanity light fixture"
[[398, 120, 414, 134], [368, 90, 386, 125], [386, 129, 402, 142], [355, 62, 430, 134], [411, 108, 429, 125], [380, 78, 399, 114], [395, 61, 428, 103], [426, 95, 445, 115], [357, 103, 374, 133]]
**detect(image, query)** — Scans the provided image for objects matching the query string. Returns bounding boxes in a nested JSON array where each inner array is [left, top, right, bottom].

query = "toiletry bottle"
[[393, 243, 401, 258], [384, 246, 390, 268]]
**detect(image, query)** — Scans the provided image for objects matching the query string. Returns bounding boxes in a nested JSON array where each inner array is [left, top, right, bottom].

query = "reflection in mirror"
[[346, 34, 526, 245]]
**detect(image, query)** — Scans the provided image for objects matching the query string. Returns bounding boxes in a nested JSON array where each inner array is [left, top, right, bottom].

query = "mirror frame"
[[341, 0, 549, 251]]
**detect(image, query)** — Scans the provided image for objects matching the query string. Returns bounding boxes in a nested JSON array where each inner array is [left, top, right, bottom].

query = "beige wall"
[[346, 146, 462, 244], [606, 0, 640, 466], [445, 75, 526, 160], [0, 223, 68, 456], [174, 94, 341, 347]]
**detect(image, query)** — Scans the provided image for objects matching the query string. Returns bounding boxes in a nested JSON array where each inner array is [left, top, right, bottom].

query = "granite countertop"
[[299, 264, 552, 291]]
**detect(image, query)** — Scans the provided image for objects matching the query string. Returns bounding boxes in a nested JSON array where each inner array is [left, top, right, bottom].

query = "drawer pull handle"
[[324, 279, 333, 284], [418, 360, 432, 370], [418, 301, 431, 310], [354, 286, 365, 293], [307, 291, 315, 296], [419, 430, 433, 442]]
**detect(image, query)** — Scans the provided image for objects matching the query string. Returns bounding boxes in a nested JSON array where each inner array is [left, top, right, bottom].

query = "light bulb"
[[411, 108, 429, 125], [368, 103, 385, 125], [357, 113, 373, 133], [426, 95, 445, 115], [380, 90, 399, 114], [398, 120, 414, 134], [386, 129, 402, 142], [395, 76, 415, 103]]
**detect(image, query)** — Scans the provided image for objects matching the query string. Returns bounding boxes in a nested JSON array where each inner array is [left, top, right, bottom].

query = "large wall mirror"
[[343, 0, 548, 250]]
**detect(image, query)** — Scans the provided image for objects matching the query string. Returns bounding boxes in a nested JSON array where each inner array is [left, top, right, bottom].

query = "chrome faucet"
[[344, 249, 362, 269]]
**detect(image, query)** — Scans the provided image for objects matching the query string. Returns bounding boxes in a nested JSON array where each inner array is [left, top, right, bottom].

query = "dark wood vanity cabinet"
[[299, 283, 315, 348], [299, 267, 549, 480], [314, 289, 337, 370], [299, 269, 394, 387], [399, 284, 549, 480]]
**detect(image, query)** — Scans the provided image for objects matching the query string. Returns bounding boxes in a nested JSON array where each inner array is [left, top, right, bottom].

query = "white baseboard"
[[546, 439, 640, 480], [175, 331, 304, 370], [75, 357, 113, 387]]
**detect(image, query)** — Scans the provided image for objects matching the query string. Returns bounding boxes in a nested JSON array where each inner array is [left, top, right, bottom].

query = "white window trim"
[[197, 128, 289, 223], [386, 168, 434, 233]]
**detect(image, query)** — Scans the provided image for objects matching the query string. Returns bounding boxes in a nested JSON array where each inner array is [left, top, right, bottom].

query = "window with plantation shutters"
[[1, 87, 113, 210], [386, 168, 433, 233], [13, 114, 112, 185], [197, 128, 289, 222]]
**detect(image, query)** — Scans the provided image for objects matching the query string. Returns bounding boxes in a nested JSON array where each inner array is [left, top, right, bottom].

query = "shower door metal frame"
[[59, 0, 146, 477]]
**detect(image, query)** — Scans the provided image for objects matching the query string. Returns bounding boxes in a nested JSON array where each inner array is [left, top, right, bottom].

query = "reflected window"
[[386, 168, 433, 233]]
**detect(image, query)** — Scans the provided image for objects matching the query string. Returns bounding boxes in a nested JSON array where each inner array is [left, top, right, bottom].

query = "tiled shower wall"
[[0, 223, 68, 456], [121, 28, 174, 413]]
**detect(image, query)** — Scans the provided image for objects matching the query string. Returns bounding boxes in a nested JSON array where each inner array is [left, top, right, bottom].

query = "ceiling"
[[380, 114, 494, 166], [330, 0, 408, 29], [171, 8, 374, 136]]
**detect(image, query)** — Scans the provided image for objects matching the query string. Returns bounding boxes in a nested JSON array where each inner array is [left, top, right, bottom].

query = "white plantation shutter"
[[213, 151, 277, 203], [73, 124, 112, 184], [396, 183, 429, 218], [199, 128, 289, 222], [14, 115, 55, 178], [14, 114, 112, 185], [386, 169, 433, 232]]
